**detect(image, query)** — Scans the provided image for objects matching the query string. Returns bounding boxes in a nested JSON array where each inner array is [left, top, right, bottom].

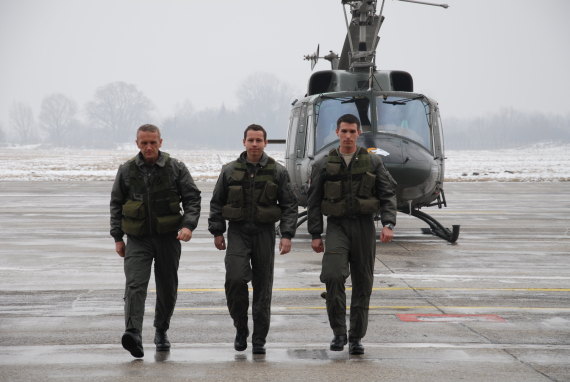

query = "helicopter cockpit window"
[[315, 97, 371, 152], [376, 96, 432, 151]]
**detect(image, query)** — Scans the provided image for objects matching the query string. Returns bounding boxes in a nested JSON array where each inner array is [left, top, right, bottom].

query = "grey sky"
[[1, 0, 569, 131]]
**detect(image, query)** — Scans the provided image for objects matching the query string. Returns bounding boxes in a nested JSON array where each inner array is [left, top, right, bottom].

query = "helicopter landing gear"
[[276, 211, 309, 237], [296, 211, 308, 228], [411, 209, 460, 243]]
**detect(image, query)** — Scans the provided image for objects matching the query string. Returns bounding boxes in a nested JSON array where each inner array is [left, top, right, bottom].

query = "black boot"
[[234, 327, 249, 351], [349, 338, 364, 355], [154, 330, 171, 351], [330, 334, 348, 351], [122, 329, 144, 358], [252, 343, 266, 354]]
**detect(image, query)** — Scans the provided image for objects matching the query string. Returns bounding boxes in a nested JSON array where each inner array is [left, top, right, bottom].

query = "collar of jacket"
[[239, 151, 269, 167], [135, 151, 166, 167]]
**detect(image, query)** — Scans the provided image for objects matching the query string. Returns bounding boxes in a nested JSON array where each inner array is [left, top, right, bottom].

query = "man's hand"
[[177, 227, 193, 242], [279, 238, 291, 255], [214, 235, 226, 250], [311, 238, 324, 253], [380, 227, 394, 243], [116, 241, 126, 258]]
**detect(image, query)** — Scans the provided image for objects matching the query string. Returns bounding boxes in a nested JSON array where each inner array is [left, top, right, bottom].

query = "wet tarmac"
[[1, 181, 569, 381]]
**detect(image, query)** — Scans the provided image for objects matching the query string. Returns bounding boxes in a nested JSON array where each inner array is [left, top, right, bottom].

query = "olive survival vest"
[[121, 153, 183, 236], [222, 157, 282, 224], [321, 147, 381, 217]]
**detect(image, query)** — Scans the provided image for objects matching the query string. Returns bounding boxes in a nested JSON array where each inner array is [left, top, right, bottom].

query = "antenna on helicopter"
[[304, 44, 340, 71]]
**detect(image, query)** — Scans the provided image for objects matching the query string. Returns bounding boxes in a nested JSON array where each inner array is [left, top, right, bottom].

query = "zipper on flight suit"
[[249, 165, 259, 222]]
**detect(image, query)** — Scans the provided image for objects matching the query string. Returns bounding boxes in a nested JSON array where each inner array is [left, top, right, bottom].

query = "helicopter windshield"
[[315, 97, 371, 151], [377, 96, 432, 151]]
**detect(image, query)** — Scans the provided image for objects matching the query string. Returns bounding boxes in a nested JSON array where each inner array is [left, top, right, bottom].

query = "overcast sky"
[[1, 0, 569, 131]]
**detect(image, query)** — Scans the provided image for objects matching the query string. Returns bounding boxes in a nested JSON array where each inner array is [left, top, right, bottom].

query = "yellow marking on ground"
[[160, 287, 570, 293], [164, 305, 570, 312]]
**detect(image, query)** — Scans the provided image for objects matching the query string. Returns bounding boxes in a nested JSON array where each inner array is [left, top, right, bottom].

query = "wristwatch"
[[383, 223, 394, 230]]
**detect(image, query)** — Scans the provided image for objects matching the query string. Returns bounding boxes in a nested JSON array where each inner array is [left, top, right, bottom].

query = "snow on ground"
[[0, 142, 568, 182], [444, 142, 570, 182]]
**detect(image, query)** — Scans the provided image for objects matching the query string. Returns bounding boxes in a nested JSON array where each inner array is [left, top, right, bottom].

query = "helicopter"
[[270, 0, 459, 242]]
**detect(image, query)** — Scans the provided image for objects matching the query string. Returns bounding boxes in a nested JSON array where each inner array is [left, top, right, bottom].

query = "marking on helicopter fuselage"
[[367, 147, 390, 156]]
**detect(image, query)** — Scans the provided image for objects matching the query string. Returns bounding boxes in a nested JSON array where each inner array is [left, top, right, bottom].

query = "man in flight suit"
[[307, 114, 397, 355], [208, 124, 298, 355], [110, 124, 201, 358]]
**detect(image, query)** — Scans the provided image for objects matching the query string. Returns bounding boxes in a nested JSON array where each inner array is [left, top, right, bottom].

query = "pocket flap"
[[122, 200, 145, 219], [264, 181, 278, 200], [326, 162, 341, 176], [324, 181, 342, 201], [227, 185, 244, 207], [359, 171, 376, 197], [231, 170, 246, 182]]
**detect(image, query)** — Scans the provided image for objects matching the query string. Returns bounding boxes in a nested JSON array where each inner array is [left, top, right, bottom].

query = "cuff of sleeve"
[[182, 224, 196, 232], [281, 233, 292, 240], [211, 231, 224, 237], [311, 234, 322, 240], [113, 235, 124, 243]]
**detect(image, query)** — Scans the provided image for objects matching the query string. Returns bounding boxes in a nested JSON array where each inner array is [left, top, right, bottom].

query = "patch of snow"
[[0, 144, 567, 182]]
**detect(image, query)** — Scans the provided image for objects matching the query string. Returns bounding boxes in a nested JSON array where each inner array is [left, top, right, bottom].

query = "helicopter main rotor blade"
[[397, 0, 449, 9]]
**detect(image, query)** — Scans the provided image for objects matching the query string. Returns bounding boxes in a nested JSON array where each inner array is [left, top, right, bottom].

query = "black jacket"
[[307, 147, 397, 239], [208, 151, 298, 239], [110, 151, 201, 242]]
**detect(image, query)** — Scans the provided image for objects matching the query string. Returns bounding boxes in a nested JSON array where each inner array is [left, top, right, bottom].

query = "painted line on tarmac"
[[168, 306, 570, 312], [169, 287, 570, 292]]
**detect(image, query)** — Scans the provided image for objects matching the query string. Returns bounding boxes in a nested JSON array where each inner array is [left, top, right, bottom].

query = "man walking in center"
[[307, 114, 397, 355], [110, 124, 201, 358], [208, 124, 298, 355]]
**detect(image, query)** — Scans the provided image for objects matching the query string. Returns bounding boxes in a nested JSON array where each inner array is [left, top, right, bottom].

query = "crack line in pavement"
[[375, 256, 445, 314], [500, 348, 557, 382]]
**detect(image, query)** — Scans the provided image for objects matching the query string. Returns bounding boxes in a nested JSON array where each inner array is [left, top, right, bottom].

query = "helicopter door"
[[294, 104, 308, 186], [285, 108, 301, 187]]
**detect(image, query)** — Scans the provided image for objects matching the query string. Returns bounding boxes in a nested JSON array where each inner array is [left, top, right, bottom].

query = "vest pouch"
[[121, 217, 147, 236], [169, 201, 181, 213], [324, 181, 342, 202], [354, 197, 380, 215], [321, 199, 347, 217], [231, 169, 246, 182], [259, 181, 278, 206], [122, 200, 146, 219], [155, 214, 183, 234], [358, 172, 376, 198], [326, 162, 341, 176], [255, 205, 282, 224], [222, 205, 246, 221], [227, 185, 244, 208]]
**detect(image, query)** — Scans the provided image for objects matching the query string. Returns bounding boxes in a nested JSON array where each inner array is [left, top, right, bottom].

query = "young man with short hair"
[[307, 114, 397, 355], [208, 124, 298, 354]]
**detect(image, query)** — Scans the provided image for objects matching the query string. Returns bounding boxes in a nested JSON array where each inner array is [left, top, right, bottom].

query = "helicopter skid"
[[409, 209, 460, 243]]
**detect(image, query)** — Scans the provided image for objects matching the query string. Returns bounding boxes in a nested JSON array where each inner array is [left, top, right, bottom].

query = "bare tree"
[[39, 93, 78, 144], [0, 122, 7, 143], [236, 72, 298, 139], [85, 82, 154, 143], [9, 101, 36, 144]]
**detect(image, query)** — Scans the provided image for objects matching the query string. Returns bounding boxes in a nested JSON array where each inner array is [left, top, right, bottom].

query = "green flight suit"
[[110, 151, 201, 332], [307, 147, 397, 339], [208, 152, 298, 346]]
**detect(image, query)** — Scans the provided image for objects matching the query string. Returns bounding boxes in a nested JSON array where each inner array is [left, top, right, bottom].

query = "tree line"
[[443, 108, 570, 150], [2, 79, 568, 150], [1, 72, 298, 150]]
